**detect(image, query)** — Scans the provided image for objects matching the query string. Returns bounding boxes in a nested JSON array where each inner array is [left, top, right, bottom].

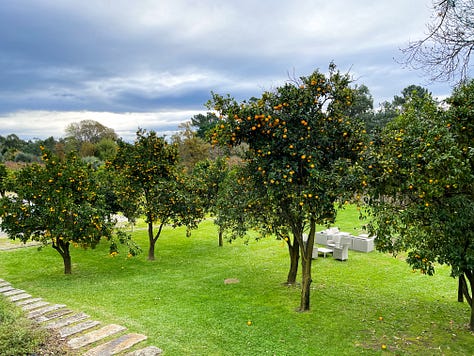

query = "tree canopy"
[[0, 149, 117, 274], [190, 112, 220, 140], [65, 120, 117, 144], [364, 82, 474, 329]]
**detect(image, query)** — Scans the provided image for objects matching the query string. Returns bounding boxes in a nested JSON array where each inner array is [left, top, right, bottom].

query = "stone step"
[[14, 297, 42, 305], [82, 333, 147, 356], [125, 346, 163, 356], [44, 312, 90, 329], [9, 293, 32, 302], [21, 300, 49, 311], [34, 307, 73, 323], [3, 289, 25, 296], [0, 281, 10, 288], [27, 304, 66, 319], [59, 319, 101, 338], [67, 324, 127, 349], [0, 285, 14, 293]]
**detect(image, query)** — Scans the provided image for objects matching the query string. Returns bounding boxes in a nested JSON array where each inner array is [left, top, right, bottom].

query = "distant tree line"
[[0, 120, 119, 166]]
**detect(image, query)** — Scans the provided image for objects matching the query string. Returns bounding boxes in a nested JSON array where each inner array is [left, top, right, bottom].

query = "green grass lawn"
[[0, 208, 473, 355]]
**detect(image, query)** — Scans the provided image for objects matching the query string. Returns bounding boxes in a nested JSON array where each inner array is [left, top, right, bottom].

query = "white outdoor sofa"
[[316, 228, 375, 253]]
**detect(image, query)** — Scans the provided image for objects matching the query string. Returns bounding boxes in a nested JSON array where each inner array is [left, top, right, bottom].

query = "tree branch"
[[401, 0, 474, 83]]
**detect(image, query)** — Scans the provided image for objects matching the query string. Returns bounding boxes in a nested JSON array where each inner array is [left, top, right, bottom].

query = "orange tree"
[[0, 149, 117, 274], [208, 65, 368, 311], [110, 129, 204, 261], [190, 157, 230, 246], [212, 165, 265, 243], [212, 164, 288, 258], [363, 84, 474, 330]]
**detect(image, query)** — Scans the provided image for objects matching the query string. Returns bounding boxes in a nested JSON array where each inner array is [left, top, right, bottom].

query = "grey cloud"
[[0, 0, 454, 140]]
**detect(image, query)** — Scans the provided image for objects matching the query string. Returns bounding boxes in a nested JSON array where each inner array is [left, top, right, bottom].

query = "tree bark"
[[465, 270, 474, 331], [458, 275, 464, 302], [298, 218, 315, 311], [147, 220, 165, 261], [63, 252, 72, 275], [52, 239, 72, 274], [286, 239, 299, 285], [458, 273, 473, 305], [147, 221, 156, 261], [218, 226, 223, 247], [458, 270, 474, 331], [470, 298, 474, 332], [299, 252, 312, 311]]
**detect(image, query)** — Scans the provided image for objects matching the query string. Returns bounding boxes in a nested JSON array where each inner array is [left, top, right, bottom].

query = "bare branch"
[[402, 0, 474, 83]]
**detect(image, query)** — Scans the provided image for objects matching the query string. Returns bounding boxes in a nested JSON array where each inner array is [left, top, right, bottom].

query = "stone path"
[[0, 278, 162, 355]]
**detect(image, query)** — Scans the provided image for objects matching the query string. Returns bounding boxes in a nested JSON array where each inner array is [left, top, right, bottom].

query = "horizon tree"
[[190, 112, 220, 140], [171, 122, 212, 173], [64, 120, 117, 158], [65, 120, 118, 144]]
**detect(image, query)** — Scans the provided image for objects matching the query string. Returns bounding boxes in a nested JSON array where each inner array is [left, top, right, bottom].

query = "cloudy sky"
[[0, 0, 454, 141]]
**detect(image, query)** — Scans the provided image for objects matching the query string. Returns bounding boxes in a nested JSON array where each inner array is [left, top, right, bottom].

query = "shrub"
[[0, 297, 46, 355]]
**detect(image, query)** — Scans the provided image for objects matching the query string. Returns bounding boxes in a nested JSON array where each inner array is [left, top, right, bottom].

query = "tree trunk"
[[458, 275, 464, 302], [299, 218, 315, 311], [52, 238, 72, 274], [299, 252, 312, 311], [458, 270, 474, 331], [218, 226, 223, 247], [147, 221, 156, 261], [465, 270, 474, 331], [286, 239, 299, 285], [147, 220, 165, 261], [470, 298, 474, 332], [63, 252, 72, 275]]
